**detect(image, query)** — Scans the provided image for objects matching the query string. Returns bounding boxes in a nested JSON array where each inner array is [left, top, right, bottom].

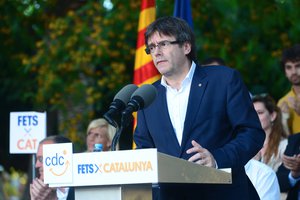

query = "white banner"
[[48, 149, 159, 187], [9, 111, 46, 154]]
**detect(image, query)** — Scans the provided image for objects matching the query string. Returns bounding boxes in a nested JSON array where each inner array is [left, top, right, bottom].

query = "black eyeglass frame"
[[145, 40, 181, 55]]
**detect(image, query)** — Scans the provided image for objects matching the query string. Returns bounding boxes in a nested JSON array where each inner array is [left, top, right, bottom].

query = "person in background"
[[30, 135, 74, 200], [252, 94, 288, 172], [277, 133, 300, 200], [134, 16, 265, 200], [278, 44, 300, 135], [201, 57, 226, 66], [86, 118, 117, 152]]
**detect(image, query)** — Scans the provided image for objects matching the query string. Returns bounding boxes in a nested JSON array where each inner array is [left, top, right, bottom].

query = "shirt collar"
[[161, 61, 196, 89]]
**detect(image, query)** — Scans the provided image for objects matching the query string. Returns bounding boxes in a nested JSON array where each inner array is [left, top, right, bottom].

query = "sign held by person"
[[43, 143, 73, 184], [9, 111, 46, 154]]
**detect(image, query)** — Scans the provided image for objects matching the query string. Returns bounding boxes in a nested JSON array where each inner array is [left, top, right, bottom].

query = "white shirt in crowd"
[[57, 187, 69, 200], [245, 159, 280, 200]]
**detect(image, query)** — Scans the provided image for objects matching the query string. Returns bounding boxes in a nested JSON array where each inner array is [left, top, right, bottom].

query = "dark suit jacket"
[[134, 65, 265, 200], [67, 187, 75, 200], [277, 134, 300, 200]]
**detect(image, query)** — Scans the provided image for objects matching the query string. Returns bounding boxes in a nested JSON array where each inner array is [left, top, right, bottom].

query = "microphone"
[[103, 84, 138, 127], [121, 84, 157, 122], [111, 84, 157, 151]]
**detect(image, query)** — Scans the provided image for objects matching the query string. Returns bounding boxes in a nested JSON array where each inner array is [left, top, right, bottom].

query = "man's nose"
[[153, 46, 162, 55]]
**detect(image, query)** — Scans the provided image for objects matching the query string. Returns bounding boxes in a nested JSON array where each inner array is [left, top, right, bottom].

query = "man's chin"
[[289, 76, 300, 85]]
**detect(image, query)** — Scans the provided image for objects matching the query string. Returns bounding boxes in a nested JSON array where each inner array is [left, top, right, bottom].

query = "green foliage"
[[21, 1, 139, 149], [1, 0, 300, 150], [155, 0, 298, 98], [188, 0, 299, 98], [0, 0, 38, 103]]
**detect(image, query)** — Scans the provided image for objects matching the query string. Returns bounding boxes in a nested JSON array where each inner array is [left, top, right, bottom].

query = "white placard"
[[43, 143, 73, 184], [9, 111, 46, 154]]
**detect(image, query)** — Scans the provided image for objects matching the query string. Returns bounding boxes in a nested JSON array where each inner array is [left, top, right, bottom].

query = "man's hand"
[[282, 154, 300, 178], [30, 178, 57, 200], [186, 140, 216, 168]]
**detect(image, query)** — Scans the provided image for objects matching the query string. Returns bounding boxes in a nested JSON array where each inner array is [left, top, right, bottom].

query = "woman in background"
[[252, 94, 288, 171], [86, 118, 117, 152]]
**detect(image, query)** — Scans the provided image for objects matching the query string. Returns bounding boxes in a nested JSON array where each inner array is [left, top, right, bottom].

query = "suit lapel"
[[180, 66, 208, 151]]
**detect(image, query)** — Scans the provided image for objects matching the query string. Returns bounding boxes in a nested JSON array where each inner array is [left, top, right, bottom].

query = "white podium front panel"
[[48, 148, 231, 187], [71, 149, 159, 186]]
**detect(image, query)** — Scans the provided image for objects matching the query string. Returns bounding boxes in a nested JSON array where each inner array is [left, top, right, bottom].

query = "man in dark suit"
[[277, 134, 300, 200], [134, 16, 265, 200]]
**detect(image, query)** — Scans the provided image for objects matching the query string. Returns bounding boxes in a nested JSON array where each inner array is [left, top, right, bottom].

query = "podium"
[[48, 149, 231, 200]]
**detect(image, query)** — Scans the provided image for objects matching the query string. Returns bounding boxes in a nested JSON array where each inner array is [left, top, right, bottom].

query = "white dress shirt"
[[57, 187, 69, 200], [161, 61, 196, 145]]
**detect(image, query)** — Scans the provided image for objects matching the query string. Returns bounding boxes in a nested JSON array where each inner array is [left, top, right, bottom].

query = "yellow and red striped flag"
[[133, 0, 160, 86], [132, 0, 159, 148]]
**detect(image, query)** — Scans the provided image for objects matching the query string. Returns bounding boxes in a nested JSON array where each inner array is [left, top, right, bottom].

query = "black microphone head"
[[113, 84, 138, 104], [104, 84, 138, 127], [120, 84, 157, 128], [130, 84, 157, 109]]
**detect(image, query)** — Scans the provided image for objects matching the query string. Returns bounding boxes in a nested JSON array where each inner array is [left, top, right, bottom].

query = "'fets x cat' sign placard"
[[10, 111, 46, 154]]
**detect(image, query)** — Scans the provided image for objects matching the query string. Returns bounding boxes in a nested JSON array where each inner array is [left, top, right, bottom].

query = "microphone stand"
[[111, 125, 122, 151], [110, 113, 133, 151]]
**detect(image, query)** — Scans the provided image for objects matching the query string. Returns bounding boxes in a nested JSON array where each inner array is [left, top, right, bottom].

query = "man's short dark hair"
[[40, 135, 71, 144], [202, 57, 226, 66], [280, 44, 300, 70], [144, 16, 197, 62]]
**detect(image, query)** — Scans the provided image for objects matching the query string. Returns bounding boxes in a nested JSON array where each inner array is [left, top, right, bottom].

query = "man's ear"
[[183, 42, 191, 55]]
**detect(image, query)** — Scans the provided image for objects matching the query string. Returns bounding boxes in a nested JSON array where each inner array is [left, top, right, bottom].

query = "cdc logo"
[[45, 151, 71, 176], [43, 143, 73, 184]]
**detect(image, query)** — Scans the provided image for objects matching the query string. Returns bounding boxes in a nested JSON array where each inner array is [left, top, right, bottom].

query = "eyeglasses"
[[145, 40, 180, 54]]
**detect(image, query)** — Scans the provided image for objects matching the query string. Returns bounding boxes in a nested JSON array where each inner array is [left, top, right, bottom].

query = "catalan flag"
[[133, 0, 160, 86], [132, 0, 158, 148], [173, 0, 193, 29]]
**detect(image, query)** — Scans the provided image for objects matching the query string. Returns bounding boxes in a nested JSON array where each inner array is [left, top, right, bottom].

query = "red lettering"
[[17, 139, 38, 150]]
